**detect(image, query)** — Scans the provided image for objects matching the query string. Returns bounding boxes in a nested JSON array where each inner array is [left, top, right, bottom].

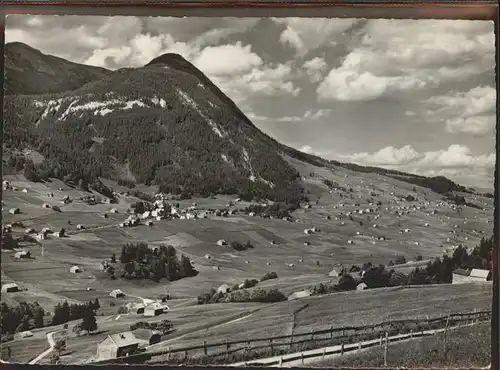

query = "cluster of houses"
[[452, 268, 491, 284], [96, 327, 165, 360]]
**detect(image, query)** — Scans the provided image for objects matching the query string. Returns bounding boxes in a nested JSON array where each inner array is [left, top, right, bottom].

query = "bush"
[[260, 272, 278, 282], [117, 306, 128, 314], [337, 274, 357, 291], [394, 255, 406, 265]]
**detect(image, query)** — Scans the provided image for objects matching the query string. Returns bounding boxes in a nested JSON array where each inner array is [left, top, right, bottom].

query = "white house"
[[110, 289, 125, 298], [70, 265, 82, 273], [1, 283, 20, 293], [216, 239, 227, 246]]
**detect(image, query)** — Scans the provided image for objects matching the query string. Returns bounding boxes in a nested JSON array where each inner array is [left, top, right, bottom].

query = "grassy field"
[[1, 156, 494, 364], [314, 322, 491, 368]]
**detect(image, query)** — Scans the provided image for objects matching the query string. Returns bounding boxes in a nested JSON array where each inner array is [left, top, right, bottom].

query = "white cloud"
[[272, 18, 358, 57], [316, 19, 494, 101], [302, 57, 328, 83], [425, 85, 496, 136], [340, 144, 495, 184], [299, 145, 313, 153], [247, 109, 330, 123], [193, 42, 263, 76]]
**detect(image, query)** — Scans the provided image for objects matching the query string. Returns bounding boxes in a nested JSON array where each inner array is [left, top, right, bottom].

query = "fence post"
[[279, 356, 283, 367], [184, 349, 187, 361], [341, 343, 344, 355], [301, 352, 304, 365], [330, 325, 334, 339], [270, 339, 274, 353], [203, 341, 207, 356], [379, 336, 383, 345], [410, 330, 413, 338], [322, 347, 326, 359], [225, 340, 229, 357], [342, 328, 345, 337], [384, 332, 388, 367], [443, 312, 451, 359], [358, 342, 362, 352]]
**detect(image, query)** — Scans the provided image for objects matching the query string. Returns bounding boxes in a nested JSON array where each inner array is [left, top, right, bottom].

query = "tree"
[[179, 255, 197, 278], [337, 274, 357, 291], [388, 271, 408, 287], [111, 253, 116, 263], [72, 324, 82, 337], [93, 298, 100, 310], [80, 305, 97, 335], [33, 306, 45, 328], [364, 265, 391, 288]]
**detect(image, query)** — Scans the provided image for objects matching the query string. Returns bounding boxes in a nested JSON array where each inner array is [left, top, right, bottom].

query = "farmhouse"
[[357, 282, 368, 291], [110, 289, 125, 298], [469, 269, 491, 282], [15, 251, 30, 259], [288, 289, 311, 301], [96, 332, 140, 360], [126, 303, 146, 314], [329, 266, 344, 277], [144, 302, 168, 317], [70, 266, 82, 274], [42, 203, 50, 208], [9, 208, 20, 215], [452, 269, 472, 284], [76, 224, 85, 230], [216, 239, 227, 246], [1, 283, 20, 293], [216, 284, 231, 294], [133, 329, 162, 346]]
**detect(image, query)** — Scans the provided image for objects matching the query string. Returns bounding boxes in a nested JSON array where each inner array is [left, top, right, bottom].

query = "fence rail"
[[92, 309, 491, 365]]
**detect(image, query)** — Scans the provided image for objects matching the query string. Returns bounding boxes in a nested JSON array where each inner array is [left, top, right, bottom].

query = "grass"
[[1, 169, 494, 365], [314, 322, 491, 368]]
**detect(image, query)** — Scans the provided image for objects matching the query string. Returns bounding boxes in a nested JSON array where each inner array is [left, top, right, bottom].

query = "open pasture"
[[148, 282, 492, 352], [0, 338, 48, 363]]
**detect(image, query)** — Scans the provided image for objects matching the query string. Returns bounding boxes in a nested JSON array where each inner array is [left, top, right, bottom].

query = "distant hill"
[[4, 42, 110, 95], [3, 42, 479, 203]]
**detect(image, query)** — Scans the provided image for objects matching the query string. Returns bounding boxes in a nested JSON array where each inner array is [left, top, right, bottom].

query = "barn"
[[216, 284, 231, 294], [110, 289, 125, 298], [329, 267, 343, 277], [132, 329, 162, 345], [70, 266, 82, 274], [15, 251, 30, 259], [452, 269, 471, 284], [1, 283, 20, 293], [288, 289, 311, 301], [144, 302, 168, 317], [356, 282, 368, 291], [9, 208, 20, 215], [469, 269, 491, 282], [96, 332, 140, 360], [126, 303, 145, 314]]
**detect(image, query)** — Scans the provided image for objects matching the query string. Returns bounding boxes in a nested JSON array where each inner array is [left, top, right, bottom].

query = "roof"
[[2, 283, 19, 288], [106, 332, 139, 348], [470, 269, 490, 279], [452, 268, 470, 277], [145, 302, 168, 311], [132, 329, 161, 341], [289, 290, 311, 299]]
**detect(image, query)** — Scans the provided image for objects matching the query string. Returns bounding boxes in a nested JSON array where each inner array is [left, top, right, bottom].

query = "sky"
[[5, 15, 496, 190]]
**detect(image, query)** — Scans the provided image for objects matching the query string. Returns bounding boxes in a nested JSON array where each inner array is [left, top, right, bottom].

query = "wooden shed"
[[96, 332, 140, 360]]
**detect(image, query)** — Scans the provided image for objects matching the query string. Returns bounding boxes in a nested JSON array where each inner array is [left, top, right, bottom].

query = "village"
[[1, 161, 494, 366]]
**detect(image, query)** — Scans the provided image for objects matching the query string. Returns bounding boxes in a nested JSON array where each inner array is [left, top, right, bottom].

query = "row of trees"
[[0, 298, 100, 341], [198, 287, 286, 304], [1, 302, 45, 339], [51, 299, 100, 326], [111, 243, 198, 282], [311, 236, 494, 295]]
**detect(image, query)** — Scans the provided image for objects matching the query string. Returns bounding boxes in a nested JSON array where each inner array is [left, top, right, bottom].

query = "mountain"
[[4, 42, 110, 95], [3, 43, 304, 205], [3, 42, 478, 205]]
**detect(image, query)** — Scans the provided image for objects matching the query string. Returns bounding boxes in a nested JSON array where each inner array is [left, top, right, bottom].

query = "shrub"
[[260, 272, 278, 282], [337, 274, 357, 291], [117, 306, 128, 314]]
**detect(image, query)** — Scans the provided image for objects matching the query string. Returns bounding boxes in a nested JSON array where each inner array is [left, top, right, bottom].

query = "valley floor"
[[0, 162, 494, 365]]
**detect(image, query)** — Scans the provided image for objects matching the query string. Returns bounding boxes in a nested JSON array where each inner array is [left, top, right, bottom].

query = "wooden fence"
[[93, 309, 491, 365]]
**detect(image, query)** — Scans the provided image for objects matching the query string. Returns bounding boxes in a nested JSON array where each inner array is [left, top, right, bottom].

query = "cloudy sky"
[[5, 15, 496, 190]]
